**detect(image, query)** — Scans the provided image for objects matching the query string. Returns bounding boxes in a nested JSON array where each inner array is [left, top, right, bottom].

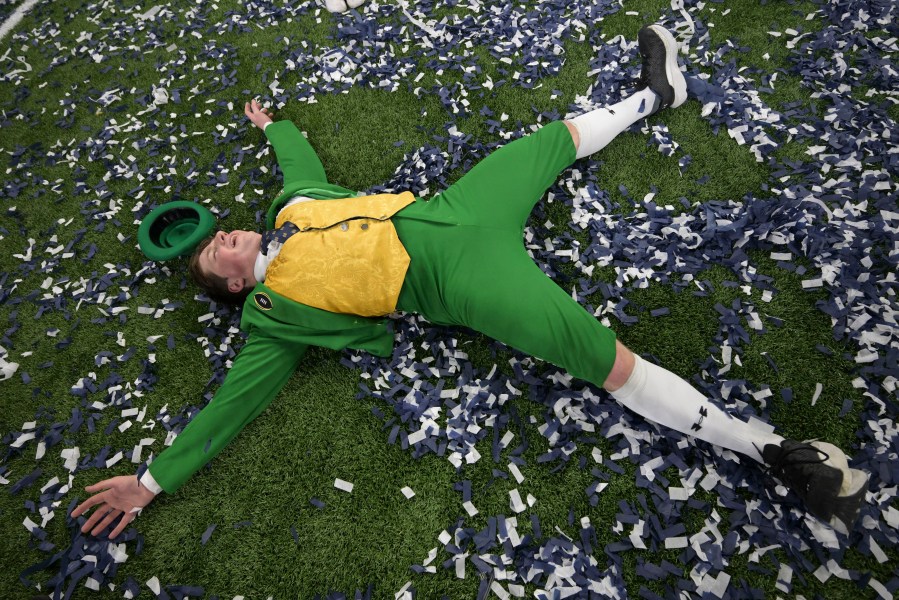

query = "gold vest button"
[[361, 223, 369, 230], [340, 223, 348, 231]]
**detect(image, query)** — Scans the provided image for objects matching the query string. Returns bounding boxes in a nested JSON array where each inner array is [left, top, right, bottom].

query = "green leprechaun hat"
[[137, 200, 216, 261]]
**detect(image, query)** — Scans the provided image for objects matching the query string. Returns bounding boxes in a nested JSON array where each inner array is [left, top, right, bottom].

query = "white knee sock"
[[569, 88, 661, 159], [609, 355, 784, 463]]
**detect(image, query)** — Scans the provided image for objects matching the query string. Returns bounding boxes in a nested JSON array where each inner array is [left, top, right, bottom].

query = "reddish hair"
[[187, 236, 252, 306]]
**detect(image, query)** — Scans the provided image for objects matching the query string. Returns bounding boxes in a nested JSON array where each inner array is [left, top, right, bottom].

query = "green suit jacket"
[[147, 122, 395, 493]]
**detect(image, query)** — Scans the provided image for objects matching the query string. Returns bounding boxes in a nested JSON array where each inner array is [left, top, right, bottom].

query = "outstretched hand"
[[70, 475, 156, 538], [244, 99, 275, 129]]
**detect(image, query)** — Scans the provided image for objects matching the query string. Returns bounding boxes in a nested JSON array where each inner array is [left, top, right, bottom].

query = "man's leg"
[[444, 229, 867, 535], [439, 78, 674, 234], [604, 341, 782, 462], [587, 25, 868, 534]]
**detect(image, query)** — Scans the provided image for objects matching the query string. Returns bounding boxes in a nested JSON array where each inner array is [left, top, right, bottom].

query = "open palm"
[[70, 476, 156, 538]]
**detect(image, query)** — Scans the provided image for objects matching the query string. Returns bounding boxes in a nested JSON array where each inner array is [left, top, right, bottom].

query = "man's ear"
[[227, 278, 245, 293]]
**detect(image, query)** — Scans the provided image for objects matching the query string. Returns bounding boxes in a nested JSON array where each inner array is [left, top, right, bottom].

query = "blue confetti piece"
[[201, 524, 216, 545], [3, 3, 898, 597], [10, 468, 42, 494], [839, 399, 854, 418], [816, 344, 834, 356]]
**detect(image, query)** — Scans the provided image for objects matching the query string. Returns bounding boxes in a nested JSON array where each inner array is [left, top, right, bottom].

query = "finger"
[[109, 512, 136, 539], [244, 102, 252, 118], [80, 505, 110, 533], [251, 99, 260, 111], [71, 491, 107, 517], [84, 480, 113, 493], [91, 509, 122, 537]]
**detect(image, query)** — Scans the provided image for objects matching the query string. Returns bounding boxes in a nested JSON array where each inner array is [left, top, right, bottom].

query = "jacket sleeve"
[[264, 120, 328, 186], [147, 331, 308, 493]]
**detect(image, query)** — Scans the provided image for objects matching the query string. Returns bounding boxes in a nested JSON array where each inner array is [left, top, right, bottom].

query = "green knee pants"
[[393, 121, 617, 387], [285, 121, 618, 387]]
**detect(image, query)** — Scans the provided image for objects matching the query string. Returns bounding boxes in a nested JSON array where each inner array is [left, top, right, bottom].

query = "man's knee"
[[603, 340, 635, 392], [563, 120, 580, 153]]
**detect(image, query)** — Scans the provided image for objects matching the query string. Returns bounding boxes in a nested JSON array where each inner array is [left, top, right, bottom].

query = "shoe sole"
[[829, 468, 868, 535], [647, 25, 687, 108], [810, 441, 869, 534]]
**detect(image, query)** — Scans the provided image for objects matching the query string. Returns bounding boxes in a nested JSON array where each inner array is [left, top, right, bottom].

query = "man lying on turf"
[[72, 25, 868, 539]]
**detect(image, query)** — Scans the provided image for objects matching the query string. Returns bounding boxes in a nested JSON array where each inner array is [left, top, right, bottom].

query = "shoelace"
[[623, 60, 672, 110], [765, 443, 831, 484]]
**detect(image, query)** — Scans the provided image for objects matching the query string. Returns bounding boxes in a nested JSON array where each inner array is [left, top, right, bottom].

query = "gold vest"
[[263, 192, 416, 317]]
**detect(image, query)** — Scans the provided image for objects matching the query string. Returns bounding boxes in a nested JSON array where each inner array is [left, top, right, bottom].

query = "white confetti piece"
[[146, 577, 161, 595], [801, 278, 823, 289], [664, 536, 688, 549], [334, 478, 353, 493], [463, 501, 478, 517], [870, 537, 888, 563], [401, 486, 415, 499], [869, 578, 891, 600], [394, 581, 413, 600], [811, 382, 823, 406], [509, 489, 526, 513], [11, 432, 36, 448], [105, 452, 123, 468], [108, 542, 129, 563], [508, 462, 524, 484], [490, 581, 511, 600], [775, 563, 793, 592], [813, 564, 831, 583], [40, 476, 59, 493], [806, 517, 840, 549], [23, 517, 39, 533], [406, 428, 427, 445], [668, 486, 689, 501], [61, 447, 80, 472]]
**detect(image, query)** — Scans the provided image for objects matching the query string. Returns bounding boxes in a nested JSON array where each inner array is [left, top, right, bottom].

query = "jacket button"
[[340, 223, 349, 231], [361, 223, 369, 230]]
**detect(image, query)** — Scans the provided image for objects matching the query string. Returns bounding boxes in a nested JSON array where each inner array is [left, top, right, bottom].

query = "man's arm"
[[244, 98, 329, 186], [147, 331, 308, 492], [72, 331, 307, 534], [263, 120, 329, 186]]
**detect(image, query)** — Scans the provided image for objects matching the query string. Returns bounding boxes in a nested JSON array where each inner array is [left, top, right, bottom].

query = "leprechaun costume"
[[129, 25, 866, 538], [145, 115, 619, 493]]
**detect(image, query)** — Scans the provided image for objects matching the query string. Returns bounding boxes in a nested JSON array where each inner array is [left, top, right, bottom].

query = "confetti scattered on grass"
[[1, 0, 896, 598]]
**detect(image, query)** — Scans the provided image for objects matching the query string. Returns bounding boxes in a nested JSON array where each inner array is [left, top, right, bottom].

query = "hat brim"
[[137, 201, 216, 261]]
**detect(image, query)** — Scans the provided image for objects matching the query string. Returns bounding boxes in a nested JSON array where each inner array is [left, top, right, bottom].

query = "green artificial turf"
[[0, 0, 894, 599]]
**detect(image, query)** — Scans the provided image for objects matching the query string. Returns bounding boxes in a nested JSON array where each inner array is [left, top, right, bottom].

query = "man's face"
[[198, 230, 262, 293]]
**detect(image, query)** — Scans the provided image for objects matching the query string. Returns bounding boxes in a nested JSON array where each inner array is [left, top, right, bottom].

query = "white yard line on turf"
[[0, 0, 42, 42]]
